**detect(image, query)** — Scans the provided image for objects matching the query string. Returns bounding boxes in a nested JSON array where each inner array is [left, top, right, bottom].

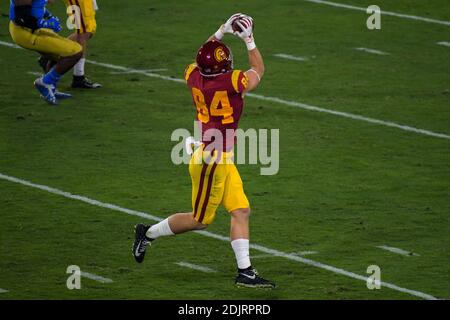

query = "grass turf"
[[0, 0, 449, 299]]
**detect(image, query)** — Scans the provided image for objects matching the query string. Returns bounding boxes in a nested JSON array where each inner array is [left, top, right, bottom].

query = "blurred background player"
[[9, 0, 83, 104], [65, 0, 101, 88], [132, 13, 275, 289], [38, 0, 101, 89]]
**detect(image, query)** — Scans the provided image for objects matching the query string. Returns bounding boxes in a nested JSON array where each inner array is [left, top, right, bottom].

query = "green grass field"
[[0, 0, 449, 300]]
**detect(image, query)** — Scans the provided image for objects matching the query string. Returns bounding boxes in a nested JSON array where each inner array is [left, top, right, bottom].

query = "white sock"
[[146, 218, 174, 239], [231, 239, 251, 270], [73, 58, 86, 77]]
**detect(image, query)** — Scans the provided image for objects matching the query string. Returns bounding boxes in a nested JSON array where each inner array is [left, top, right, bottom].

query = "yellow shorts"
[[65, 0, 97, 34], [189, 147, 250, 225], [9, 21, 82, 58]]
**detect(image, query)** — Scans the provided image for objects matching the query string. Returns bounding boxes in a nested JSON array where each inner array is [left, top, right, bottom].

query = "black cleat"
[[71, 75, 102, 89], [132, 224, 153, 263], [235, 267, 276, 289]]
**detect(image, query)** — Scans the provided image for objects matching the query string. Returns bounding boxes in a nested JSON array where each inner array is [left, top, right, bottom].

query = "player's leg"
[[68, 32, 101, 88], [67, 0, 101, 88], [132, 149, 224, 263], [132, 212, 206, 263], [34, 29, 83, 103], [223, 164, 275, 288], [9, 22, 82, 104]]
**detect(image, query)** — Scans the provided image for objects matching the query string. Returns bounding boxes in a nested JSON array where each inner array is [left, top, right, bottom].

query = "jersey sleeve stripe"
[[184, 63, 197, 82], [231, 70, 241, 93]]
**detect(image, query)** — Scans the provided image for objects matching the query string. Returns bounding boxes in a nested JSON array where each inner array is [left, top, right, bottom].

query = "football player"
[[9, 0, 83, 104], [133, 14, 275, 289], [65, 0, 101, 88], [39, 0, 101, 88]]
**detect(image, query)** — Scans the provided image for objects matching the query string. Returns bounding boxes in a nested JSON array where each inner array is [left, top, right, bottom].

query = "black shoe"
[[235, 267, 276, 289], [71, 76, 102, 89], [132, 224, 153, 263]]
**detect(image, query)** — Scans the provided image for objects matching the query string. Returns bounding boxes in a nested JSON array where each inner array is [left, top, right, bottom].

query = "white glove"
[[233, 15, 256, 50], [185, 136, 202, 156], [214, 13, 244, 40]]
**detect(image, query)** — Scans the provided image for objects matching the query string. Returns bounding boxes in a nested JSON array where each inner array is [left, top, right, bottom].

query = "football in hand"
[[232, 17, 254, 33]]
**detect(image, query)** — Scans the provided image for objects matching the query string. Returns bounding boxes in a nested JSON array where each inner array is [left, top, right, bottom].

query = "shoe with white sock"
[[235, 267, 276, 289], [72, 75, 102, 89], [132, 224, 153, 263], [34, 77, 57, 105]]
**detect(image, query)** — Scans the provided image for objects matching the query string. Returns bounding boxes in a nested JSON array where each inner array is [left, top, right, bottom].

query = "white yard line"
[[297, 251, 319, 255], [0, 172, 439, 300], [376, 245, 420, 257], [1, 40, 449, 141], [252, 251, 318, 259], [0, 288, 9, 294], [0, 41, 20, 49], [355, 47, 390, 56], [303, 0, 450, 27], [274, 53, 309, 61], [80, 271, 113, 284], [175, 262, 217, 273], [27, 71, 42, 76], [245, 93, 450, 140], [251, 254, 277, 259], [437, 41, 450, 47], [86, 60, 185, 84], [110, 68, 168, 75]]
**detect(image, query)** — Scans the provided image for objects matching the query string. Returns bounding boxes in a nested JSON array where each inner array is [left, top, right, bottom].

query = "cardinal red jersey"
[[184, 63, 249, 152]]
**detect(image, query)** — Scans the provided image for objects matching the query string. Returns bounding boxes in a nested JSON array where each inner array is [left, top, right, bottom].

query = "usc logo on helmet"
[[214, 47, 227, 62]]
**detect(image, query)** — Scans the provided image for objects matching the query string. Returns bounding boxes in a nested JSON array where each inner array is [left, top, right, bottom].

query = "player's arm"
[[244, 47, 264, 93], [233, 16, 264, 93], [12, 0, 38, 30], [13, 0, 61, 32]]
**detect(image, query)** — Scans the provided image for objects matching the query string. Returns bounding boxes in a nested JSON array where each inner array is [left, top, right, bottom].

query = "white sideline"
[[274, 53, 308, 61], [355, 47, 390, 56], [175, 262, 217, 273], [0, 288, 9, 294], [303, 0, 450, 27], [376, 245, 420, 257], [437, 41, 450, 47], [0, 172, 439, 300], [0, 40, 449, 141], [80, 271, 113, 284]]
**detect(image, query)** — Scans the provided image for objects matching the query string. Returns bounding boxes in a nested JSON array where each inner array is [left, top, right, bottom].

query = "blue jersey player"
[[9, 0, 83, 104]]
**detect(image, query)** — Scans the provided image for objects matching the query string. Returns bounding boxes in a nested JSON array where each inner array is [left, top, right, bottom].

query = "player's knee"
[[67, 49, 83, 62], [84, 32, 94, 40], [61, 43, 83, 60], [190, 214, 208, 230], [231, 208, 251, 220], [76, 32, 93, 44], [193, 219, 208, 230], [75, 42, 83, 55]]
